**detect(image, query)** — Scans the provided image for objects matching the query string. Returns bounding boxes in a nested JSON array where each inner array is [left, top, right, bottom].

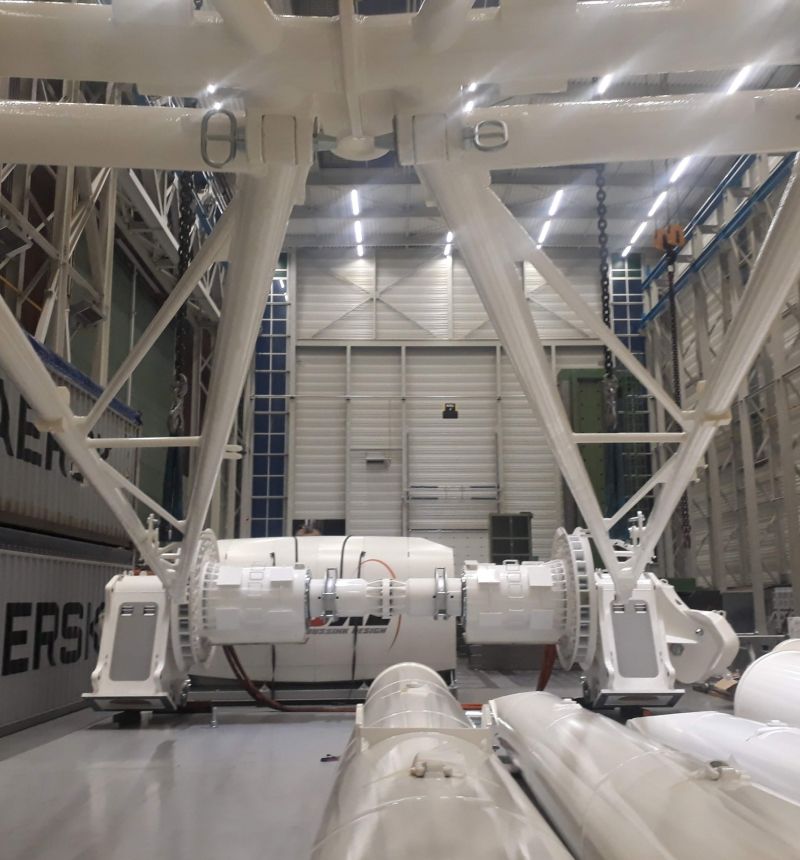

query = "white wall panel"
[[348, 349, 403, 534], [501, 355, 561, 557], [297, 251, 374, 340], [376, 249, 449, 340], [525, 261, 599, 342], [0, 544, 122, 734], [293, 348, 346, 519], [406, 348, 498, 530]]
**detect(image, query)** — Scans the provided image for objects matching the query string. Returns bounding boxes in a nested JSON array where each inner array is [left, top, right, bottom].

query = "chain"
[[160, 172, 195, 543], [665, 243, 692, 549], [170, 171, 195, 434], [596, 165, 618, 431]]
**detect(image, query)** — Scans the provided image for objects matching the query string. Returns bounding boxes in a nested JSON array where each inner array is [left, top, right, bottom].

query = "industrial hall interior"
[[3, 1, 800, 858]]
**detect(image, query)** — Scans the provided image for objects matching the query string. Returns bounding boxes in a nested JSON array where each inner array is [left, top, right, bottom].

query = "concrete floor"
[[0, 666, 730, 860]]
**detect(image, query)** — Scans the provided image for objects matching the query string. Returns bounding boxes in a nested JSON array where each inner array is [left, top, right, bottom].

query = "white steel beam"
[[81, 199, 237, 432], [398, 91, 800, 171], [0, 1, 797, 109], [177, 166, 308, 596], [419, 162, 627, 593], [0, 292, 169, 580], [631, 155, 800, 581]]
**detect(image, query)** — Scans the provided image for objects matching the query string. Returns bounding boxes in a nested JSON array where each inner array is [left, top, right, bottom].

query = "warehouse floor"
[[0, 666, 731, 860]]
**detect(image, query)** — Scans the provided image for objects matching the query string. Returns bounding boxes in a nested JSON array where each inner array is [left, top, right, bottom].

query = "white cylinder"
[[363, 663, 469, 730], [490, 692, 800, 860], [463, 560, 565, 645], [312, 664, 571, 860], [735, 645, 800, 727], [630, 711, 800, 805], [201, 562, 308, 645], [209, 536, 457, 684]]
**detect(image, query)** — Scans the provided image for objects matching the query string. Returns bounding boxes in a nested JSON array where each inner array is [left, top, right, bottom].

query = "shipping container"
[[0, 529, 128, 735], [0, 337, 140, 544]]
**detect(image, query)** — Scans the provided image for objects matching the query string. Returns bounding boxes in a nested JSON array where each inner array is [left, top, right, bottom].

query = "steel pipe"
[[630, 711, 800, 805], [431, 90, 800, 171], [491, 692, 800, 860], [176, 168, 307, 601], [0, 102, 253, 172], [735, 643, 800, 728], [312, 664, 571, 860]]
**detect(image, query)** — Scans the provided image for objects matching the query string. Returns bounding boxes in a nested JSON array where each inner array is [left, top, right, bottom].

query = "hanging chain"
[[596, 165, 618, 431], [664, 241, 692, 549], [168, 171, 195, 436]]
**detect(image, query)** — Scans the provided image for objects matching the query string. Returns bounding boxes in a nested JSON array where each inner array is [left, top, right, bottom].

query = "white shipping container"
[[0, 339, 140, 544], [0, 542, 125, 734]]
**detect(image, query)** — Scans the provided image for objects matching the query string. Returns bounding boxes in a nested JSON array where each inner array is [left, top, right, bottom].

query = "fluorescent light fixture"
[[648, 191, 668, 218], [446, 231, 454, 243], [548, 188, 564, 217], [726, 64, 752, 95], [538, 220, 552, 244], [464, 99, 475, 113], [350, 189, 360, 216], [630, 220, 649, 245], [622, 245, 632, 258], [597, 74, 613, 95], [354, 220, 363, 244], [357, 244, 364, 258], [670, 156, 692, 184], [467, 82, 478, 93], [206, 84, 218, 95], [212, 101, 222, 111], [444, 243, 452, 257]]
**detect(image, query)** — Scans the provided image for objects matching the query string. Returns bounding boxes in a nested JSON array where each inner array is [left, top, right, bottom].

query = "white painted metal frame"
[[1, 0, 800, 611]]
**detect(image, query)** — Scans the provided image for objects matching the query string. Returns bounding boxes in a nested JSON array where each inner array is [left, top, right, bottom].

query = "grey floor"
[[0, 666, 729, 860]]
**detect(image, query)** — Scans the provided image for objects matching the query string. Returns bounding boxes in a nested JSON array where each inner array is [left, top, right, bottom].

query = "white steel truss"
[[0, 0, 799, 611]]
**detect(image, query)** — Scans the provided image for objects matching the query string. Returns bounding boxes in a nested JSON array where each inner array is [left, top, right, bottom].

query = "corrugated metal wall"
[[0, 357, 138, 545], [0, 543, 124, 734], [290, 248, 604, 559]]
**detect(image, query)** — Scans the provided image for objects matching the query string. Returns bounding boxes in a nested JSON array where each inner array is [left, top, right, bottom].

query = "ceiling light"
[[212, 101, 222, 111], [548, 189, 564, 217], [622, 245, 632, 258], [446, 231, 454, 243], [630, 221, 649, 245], [467, 82, 478, 93], [206, 84, 218, 95], [350, 189, 360, 216], [648, 191, 668, 218], [444, 243, 452, 257], [538, 220, 552, 244], [726, 64, 752, 95], [670, 156, 692, 184], [354, 220, 363, 244], [464, 100, 475, 114], [597, 74, 613, 95], [357, 244, 364, 258]]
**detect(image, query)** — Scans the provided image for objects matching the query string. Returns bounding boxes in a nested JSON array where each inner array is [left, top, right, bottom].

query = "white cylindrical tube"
[[490, 692, 800, 860], [463, 560, 565, 644], [201, 563, 308, 645], [630, 711, 800, 805], [312, 664, 572, 860], [362, 663, 469, 730], [735, 644, 800, 727]]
